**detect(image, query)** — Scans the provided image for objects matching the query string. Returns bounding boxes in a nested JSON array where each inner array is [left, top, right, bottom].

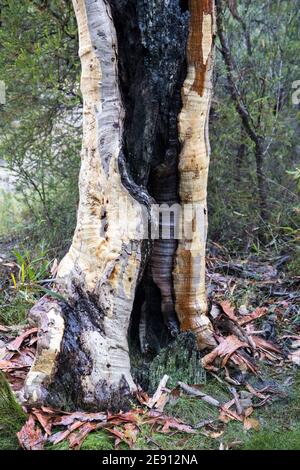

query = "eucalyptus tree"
[[22, 0, 217, 410]]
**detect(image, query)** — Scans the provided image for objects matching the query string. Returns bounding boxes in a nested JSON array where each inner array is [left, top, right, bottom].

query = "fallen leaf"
[[6, 328, 38, 352], [251, 336, 281, 354], [123, 423, 139, 447], [238, 307, 268, 326], [17, 415, 45, 450], [68, 422, 99, 449], [105, 426, 133, 448], [31, 409, 53, 435], [219, 300, 239, 322], [205, 430, 224, 439], [243, 417, 260, 431], [146, 410, 195, 434], [48, 421, 83, 445], [202, 335, 249, 370], [53, 411, 107, 427]]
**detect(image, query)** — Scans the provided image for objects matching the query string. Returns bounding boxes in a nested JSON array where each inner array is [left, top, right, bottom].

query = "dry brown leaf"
[[105, 426, 133, 448], [205, 430, 224, 439], [32, 408, 53, 435], [251, 336, 281, 354], [219, 300, 239, 322], [219, 407, 243, 423], [136, 389, 150, 406], [48, 421, 83, 445], [108, 410, 141, 425], [17, 415, 45, 450], [238, 307, 268, 326], [68, 422, 99, 449], [146, 410, 195, 434], [123, 423, 139, 447], [244, 406, 254, 418], [6, 328, 38, 352], [202, 335, 249, 370], [243, 417, 260, 431], [53, 411, 107, 427]]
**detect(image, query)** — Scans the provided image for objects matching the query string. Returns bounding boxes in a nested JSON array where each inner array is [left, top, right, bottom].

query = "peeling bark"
[[174, 0, 217, 350]]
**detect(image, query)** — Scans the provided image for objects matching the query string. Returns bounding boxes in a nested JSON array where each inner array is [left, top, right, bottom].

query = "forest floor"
[[0, 236, 300, 451]]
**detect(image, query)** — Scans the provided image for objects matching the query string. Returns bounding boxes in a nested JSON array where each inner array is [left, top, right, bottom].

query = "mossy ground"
[[1, 242, 299, 451]]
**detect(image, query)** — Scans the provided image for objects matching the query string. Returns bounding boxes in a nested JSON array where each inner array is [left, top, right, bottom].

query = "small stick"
[[178, 381, 220, 407], [229, 387, 243, 416], [147, 375, 169, 408]]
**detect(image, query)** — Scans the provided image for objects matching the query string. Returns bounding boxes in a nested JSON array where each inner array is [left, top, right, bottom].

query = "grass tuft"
[[0, 372, 27, 450]]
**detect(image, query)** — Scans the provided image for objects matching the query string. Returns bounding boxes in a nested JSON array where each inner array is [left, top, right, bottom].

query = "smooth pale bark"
[[174, 0, 217, 350], [22, 0, 216, 410]]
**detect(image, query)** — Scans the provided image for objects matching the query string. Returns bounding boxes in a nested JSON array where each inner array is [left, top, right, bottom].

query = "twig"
[[177, 382, 220, 407], [229, 387, 243, 416], [147, 375, 169, 408]]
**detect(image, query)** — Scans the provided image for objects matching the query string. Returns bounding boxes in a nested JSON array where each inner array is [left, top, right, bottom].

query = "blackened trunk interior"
[[108, 0, 189, 358]]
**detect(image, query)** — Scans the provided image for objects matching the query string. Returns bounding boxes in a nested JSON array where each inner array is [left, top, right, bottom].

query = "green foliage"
[[0, 0, 81, 250], [0, 245, 52, 325], [0, 294, 31, 325], [209, 0, 300, 249], [0, 372, 27, 450], [12, 246, 51, 289], [0, 191, 26, 238]]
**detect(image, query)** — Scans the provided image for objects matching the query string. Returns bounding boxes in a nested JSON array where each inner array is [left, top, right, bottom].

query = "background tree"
[[209, 0, 300, 252]]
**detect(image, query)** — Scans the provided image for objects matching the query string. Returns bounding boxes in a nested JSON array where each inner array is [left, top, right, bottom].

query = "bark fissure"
[[109, 0, 189, 350]]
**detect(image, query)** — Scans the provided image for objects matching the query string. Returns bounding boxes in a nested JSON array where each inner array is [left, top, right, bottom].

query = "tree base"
[[22, 295, 136, 412]]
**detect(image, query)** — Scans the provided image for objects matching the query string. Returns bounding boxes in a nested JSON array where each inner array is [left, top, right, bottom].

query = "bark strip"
[[174, 0, 217, 350]]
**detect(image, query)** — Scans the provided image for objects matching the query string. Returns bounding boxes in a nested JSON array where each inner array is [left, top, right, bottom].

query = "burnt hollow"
[[108, 0, 189, 355]]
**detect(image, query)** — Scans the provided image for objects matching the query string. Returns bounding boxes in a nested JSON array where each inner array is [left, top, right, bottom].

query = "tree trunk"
[[22, 0, 216, 411]]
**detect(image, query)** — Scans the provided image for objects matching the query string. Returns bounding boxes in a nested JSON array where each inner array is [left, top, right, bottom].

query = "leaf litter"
[[1, 254, 299, 449]]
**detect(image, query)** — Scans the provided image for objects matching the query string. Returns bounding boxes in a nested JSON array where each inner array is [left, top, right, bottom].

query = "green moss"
[[243, 425, 300, 450], [0, 294, 31, 325], [0, 372, 27, 450], [81, 431, 115, 451], [147, 333, 206, 392]]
